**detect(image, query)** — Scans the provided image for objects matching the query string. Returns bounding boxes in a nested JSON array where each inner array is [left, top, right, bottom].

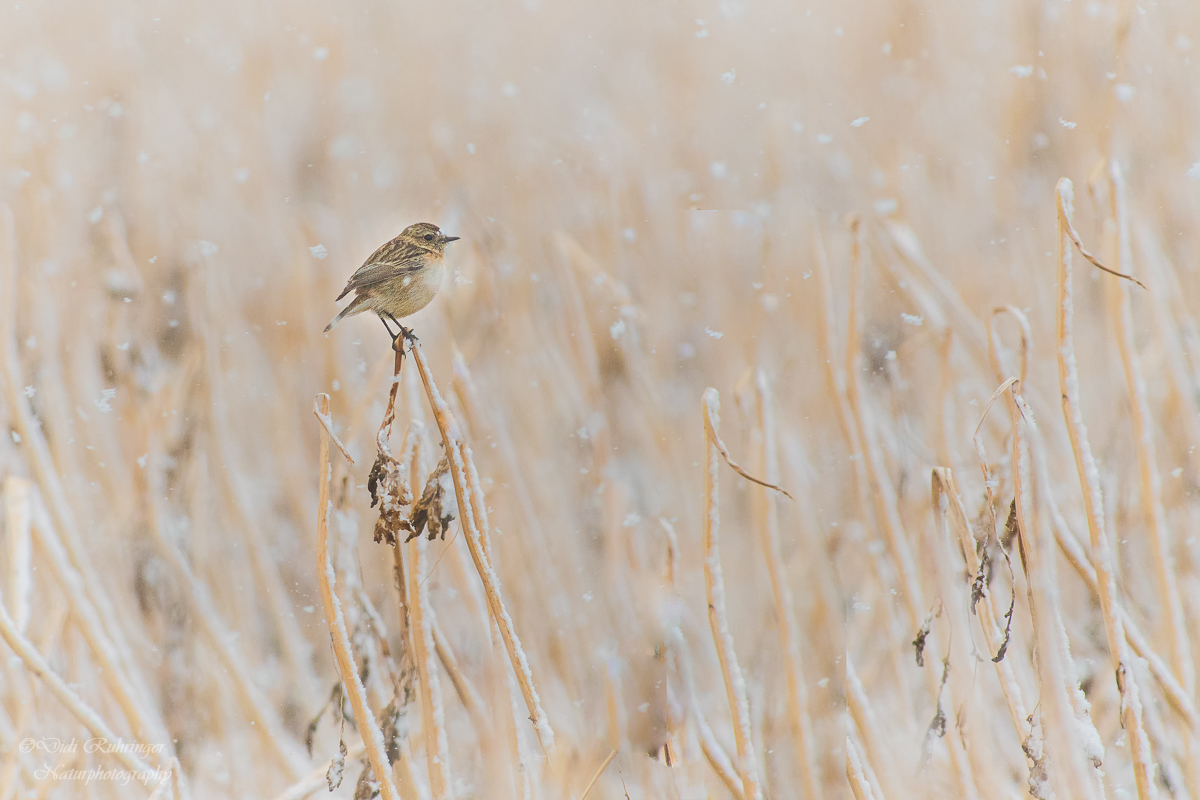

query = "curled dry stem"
[[702, 389, 762, 800], [1056, 178, 1157, 799], [1055, 185, 1146, 290]]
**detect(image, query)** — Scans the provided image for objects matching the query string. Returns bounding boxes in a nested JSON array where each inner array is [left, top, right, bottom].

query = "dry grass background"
[[2, 0, 1200, 798]]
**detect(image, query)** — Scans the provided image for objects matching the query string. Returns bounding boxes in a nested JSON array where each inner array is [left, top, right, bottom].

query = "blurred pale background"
[[2, 1, 1200, 799]]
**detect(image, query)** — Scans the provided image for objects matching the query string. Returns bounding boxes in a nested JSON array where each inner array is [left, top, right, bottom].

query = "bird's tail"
[[324, 295, 369, 333]]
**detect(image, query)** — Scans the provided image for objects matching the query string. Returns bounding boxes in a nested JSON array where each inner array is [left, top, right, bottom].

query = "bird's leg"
[[378, 314, 399, 341], [385, 313, 419, 345]]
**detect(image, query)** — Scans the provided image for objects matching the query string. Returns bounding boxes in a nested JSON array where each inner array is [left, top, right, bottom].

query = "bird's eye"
[[424, 234, 434, 241]]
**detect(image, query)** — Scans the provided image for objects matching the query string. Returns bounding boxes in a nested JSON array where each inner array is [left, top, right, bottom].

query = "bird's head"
[[400, 222, 460, 253]]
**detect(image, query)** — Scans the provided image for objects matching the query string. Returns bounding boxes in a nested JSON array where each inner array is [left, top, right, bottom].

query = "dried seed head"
[[404, 454, 455, 542], [368, 452, 411, 545]]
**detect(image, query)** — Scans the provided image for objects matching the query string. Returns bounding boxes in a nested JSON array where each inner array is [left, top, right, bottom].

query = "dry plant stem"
[[664, 570, 744, 799], [846, 733, 880, 800], [0, 594, 66, 800], [923, 473, 985, 800], [604, 664, 625, 751], [988, 307, 1197, 726], [450, 349, 565, 601], [408, 339, 554, 753], [141, 437, 306, 778], [751, 372, 821, 800], [1006, 387, 1101, 800], [696, 713, 745, 800], [343, 348, 403, 451], [813, 233, 872, 500], [0, 595, 164, 791], [503, 662, 534, 800], [408, 537, 453, 800], [1102, 163, 1195, 698], [1057, 190, 1147, 290], [936, 468, 1033, 745], [1053, 509, 1198, 723], [314, 406, 355, 464], [25, 492, 169, 760], [405, 431, 454, 800], [701, 389, 762, 800], [0, 717, 38, 800], [4, 479, 32, 634], [0, 205, 164, 747], [314, 393, 401, 800], [1103, 179, 1200, 791], [430, 616, 488, 735], [815, 232, 916, 721], [846, 222, 966, 779], [843, 220, 924, 630], [578, 750, 617, 800], [204, 297, 319, 703], [380, 340, 406, 451], [1056, 178, 1157, 799], [385, 371, 422, 799], [845, 660, 902, 800], [391, 429, 416, 667], [1139, 232, 1200, 501], [881, 220, 989, 358]]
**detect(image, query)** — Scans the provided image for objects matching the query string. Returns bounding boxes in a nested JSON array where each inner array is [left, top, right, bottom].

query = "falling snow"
[[94, 388, 117, 412]]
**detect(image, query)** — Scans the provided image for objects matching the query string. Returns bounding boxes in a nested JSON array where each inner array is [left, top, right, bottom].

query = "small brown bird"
[[324, 222, 459, 339]]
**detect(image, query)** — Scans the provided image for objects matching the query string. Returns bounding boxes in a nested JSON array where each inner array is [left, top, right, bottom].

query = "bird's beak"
[[443, 236, 460, 243]]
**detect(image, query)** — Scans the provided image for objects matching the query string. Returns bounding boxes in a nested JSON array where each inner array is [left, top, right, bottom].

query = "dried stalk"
[[815, 230, 916, 724], [701, 389, 763, 800], [4, 478, 32, 634], [845, 660, 902, 800], [314, 392, 400, 800], [405, 429, 454, 800], [933, 468, 1035, 767], [0, 594, 165, 793], [989, 306, 1196, 726], [842, 219, 925, 630], [408, 339, 554, 752], [1099, 162, 1195, 708], [845, 221, 977, 790], [750, 372, 821, 799], [660, 526, 744, 800], [430, 616, 488, 736], [141, 437, 307, 778], [26, 491, 171, 763], [1006, 381, 1100, 800], [0, 205, 163, 747], [578, 750, 617, 800], [846, 731, 880, 800], [1056, 178, 1157, 799]]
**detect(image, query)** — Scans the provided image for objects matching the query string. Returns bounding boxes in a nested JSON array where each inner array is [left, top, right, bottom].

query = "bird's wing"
[[335, 247, 426, 301]]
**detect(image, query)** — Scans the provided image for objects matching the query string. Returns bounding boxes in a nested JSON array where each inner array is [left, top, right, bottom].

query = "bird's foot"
[[385, 313, 418, 346]]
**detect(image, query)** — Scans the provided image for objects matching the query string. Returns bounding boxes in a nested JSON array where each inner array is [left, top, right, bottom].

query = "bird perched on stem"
[[325, 222, 459, 341]]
